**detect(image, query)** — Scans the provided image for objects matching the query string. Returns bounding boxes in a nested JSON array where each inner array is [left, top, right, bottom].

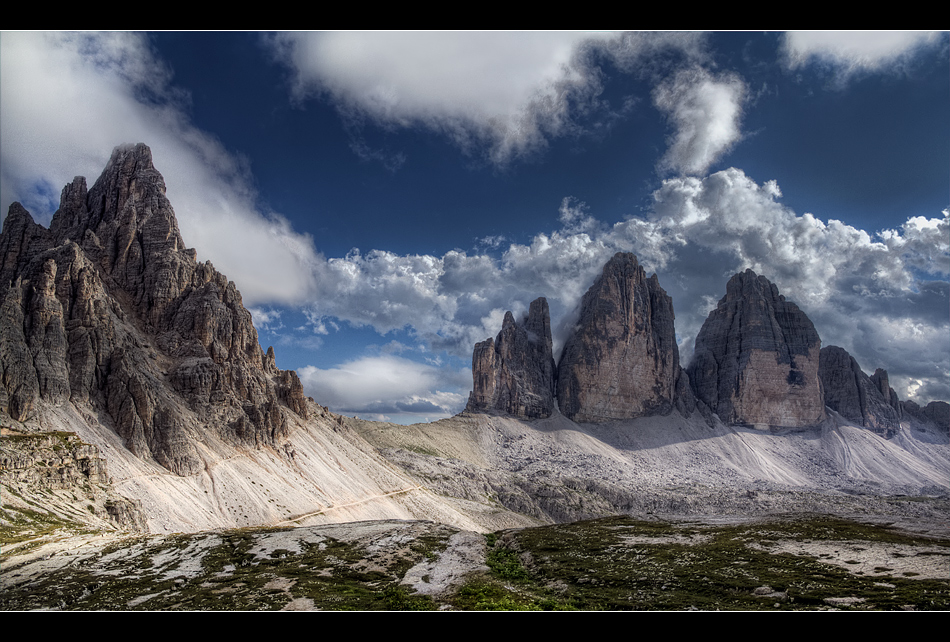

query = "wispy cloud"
[[297, 354, 469, 423], [653, 68, 747, 175], [781, 31, 946, 81], [265, 31, 710, 167]]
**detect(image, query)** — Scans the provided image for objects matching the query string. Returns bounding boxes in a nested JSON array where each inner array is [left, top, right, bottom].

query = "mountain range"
[[1, 144, 947, 545]]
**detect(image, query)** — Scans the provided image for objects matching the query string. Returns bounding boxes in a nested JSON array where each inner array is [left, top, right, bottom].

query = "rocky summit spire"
[[818, 346, 900, 438], [557, 252, 681, 423], [466, 297, 557, 419], [687, 269, 825, 428], [0, 144, 308, 476]]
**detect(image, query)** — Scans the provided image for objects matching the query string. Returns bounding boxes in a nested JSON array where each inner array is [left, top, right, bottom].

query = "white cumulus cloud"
[[297, 354, 469, 423], [653, 67, 747, 175], [298, 170, 949, 405]]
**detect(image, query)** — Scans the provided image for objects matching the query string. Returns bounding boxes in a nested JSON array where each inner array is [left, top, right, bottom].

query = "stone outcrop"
[[869, 369, 905, 421], [466, 297, 557, 418], [0, 428, 148, 531], [557, 253, 681, 423], [901, 399, 950, 433], [687, 269, 825, 428], [920, 401, 949, 428], [818, 346, 901, 438], [463, 262, 944, 433], [0, 430, 108, 488], [818, 347, 948, 437], [819, 346, 949, 437], [0, 144, 309, 476]]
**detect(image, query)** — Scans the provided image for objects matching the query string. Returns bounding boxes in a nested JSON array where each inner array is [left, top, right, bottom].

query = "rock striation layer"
[[556, 253, 683, 423], [466, 297, 557, 418], [687, 269, 825, 428], [818, 346, 901, 438], [0, 144, 308, 475]]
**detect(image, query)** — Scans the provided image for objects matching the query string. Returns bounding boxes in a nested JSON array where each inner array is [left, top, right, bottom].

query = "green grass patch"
[[494, 515, 950, 611], [405, 445, 440, 457], [3, 515, 947, 611]]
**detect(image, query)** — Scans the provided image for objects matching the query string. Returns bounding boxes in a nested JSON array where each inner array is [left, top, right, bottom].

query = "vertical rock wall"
[[686, 269, 825, 428], [818, 346, 901, 438], [465, 297, 557, 418], [556, 253, 680, 423]]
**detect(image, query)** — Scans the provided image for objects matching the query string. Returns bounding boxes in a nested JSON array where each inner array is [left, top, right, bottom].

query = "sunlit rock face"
[[687, 269, 825, 428], [556, 253, 680, 423], [0, 144, 308, 476], [466, 297, 557, 419]]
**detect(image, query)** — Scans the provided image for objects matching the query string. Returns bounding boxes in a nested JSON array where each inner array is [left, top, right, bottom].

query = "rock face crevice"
[[557, 253, 681, 423], [0, 144, 309, 475], [686, 269, 825, 428], [465, 297, 557, 419]]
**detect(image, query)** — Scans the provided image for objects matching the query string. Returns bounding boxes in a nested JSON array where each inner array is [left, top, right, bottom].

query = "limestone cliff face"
[[818, 346, 901, 438], [557, 253, 681, 423], [0, 144, 308, 475], [687, 269, 825, 428], [466, 297, 557, 418]]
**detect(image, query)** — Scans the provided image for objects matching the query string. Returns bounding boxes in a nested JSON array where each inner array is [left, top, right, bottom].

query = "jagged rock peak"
[[51, 144, 174, 246], [869, 368, 903, 416], [900, 399, 949, 433], [818, 346, 900, 438], [0, 144, 309, 476], [687, 269, 825, 428], [872, 368, 950, 433], [466, 297, 557, 419], [45, 144, 198, 331], [0, 202, 52, 290], [557, 252, 681, 423]]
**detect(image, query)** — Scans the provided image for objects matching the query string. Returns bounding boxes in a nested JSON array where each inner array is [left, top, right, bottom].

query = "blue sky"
[[2, 31, 948, 423]]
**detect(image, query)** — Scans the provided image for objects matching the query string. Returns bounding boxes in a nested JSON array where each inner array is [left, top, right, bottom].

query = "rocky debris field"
[[2, 513, 947, 611], [356, 411, 950, 531]]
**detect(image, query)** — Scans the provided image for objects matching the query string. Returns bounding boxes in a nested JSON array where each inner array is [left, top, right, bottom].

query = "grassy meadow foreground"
[[2, 513, 948, 611]]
